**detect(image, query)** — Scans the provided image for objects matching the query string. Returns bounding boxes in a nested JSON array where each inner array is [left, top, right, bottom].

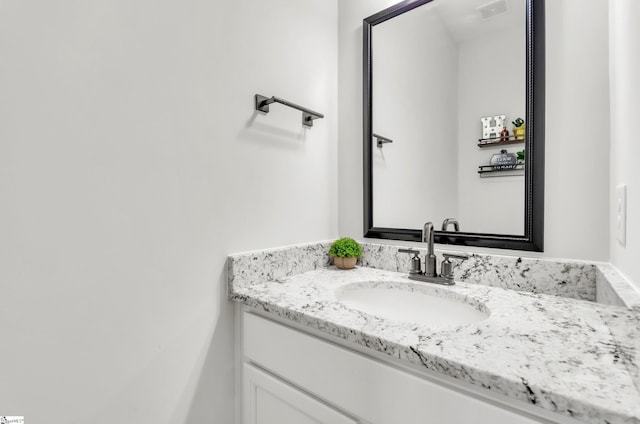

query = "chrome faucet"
[[398, 221, 469, 285]]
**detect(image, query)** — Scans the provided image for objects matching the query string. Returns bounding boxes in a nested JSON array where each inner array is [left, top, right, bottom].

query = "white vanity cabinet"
[[238, 309, 566, 424]]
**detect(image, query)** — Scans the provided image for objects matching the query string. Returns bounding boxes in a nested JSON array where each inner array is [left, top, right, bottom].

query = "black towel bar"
[[255, 94, 324, 128]]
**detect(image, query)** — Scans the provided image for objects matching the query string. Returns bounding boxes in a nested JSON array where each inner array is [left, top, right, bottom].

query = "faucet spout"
[[422, 222, 437, 277], [422, 222, 434, 253], [442, 218, 460, 232]]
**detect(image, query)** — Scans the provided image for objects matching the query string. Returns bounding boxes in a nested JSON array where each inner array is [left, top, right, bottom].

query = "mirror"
[[363, 0, 544, 251]]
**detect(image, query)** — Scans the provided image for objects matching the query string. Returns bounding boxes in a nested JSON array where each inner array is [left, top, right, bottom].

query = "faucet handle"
[[398, 249, 422, 274], [440, 253, 469, 280], [442, 252, 469, 261]]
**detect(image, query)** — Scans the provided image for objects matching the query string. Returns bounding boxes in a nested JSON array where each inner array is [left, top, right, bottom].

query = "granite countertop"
[[229, 265, 640, 424]]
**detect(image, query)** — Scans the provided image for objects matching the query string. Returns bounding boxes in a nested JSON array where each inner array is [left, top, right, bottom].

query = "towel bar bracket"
[[301, 112, 318, 127], [255, 94, 273, 113]]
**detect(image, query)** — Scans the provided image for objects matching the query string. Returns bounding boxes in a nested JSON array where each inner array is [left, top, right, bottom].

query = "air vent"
[[476, 0, 508, 19]]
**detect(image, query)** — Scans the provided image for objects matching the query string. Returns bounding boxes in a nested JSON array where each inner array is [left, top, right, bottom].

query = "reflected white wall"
[[372, 5, 459, 228], [457, 26, 525, 235]]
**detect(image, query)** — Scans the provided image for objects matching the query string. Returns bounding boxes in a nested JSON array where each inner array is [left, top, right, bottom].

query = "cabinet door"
[[243, 363, 358, 424]]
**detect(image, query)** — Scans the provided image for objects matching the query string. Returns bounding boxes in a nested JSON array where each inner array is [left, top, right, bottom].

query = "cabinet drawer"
[[243, 312, 549, 424], [243, 363, 358, 424]]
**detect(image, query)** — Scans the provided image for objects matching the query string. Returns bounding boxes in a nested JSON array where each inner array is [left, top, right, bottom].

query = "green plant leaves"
[[329, 237, 362, 258]]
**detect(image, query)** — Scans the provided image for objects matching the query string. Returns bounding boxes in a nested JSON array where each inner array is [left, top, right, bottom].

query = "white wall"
[[339, 0, 610, 261], [543, 0, 610, 260], [372, 4, 459, 229], [0, 1, 338, 423], [0, 0, 629, 421], [609, 0, 640, 289], [339, 0, 397, 238]]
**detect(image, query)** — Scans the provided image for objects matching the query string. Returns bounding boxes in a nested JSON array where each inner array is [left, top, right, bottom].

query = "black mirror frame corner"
[[363, 0, 545, 252]]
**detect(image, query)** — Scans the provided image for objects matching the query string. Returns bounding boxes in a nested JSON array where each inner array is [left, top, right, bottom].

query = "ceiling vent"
[[476, 0, 508, 19]]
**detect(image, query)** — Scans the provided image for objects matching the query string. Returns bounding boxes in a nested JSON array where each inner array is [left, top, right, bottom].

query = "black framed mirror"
[[363, 0, 544, 251]]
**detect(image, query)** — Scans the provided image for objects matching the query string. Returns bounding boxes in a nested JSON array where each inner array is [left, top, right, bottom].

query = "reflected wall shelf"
[[477, 137, 524, 148], [478, 164, 525, 178]]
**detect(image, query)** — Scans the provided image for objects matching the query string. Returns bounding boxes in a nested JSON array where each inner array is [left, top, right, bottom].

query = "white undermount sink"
[[335, 282, 489, 328]]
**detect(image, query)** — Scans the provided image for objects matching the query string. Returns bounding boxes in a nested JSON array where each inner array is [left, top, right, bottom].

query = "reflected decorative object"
[[513, 125, 526, 140], [478, 163, 524, 177], [500, 126, 510, 142], [481, 115, 507, 139], [512, 117, 526, 140], [490, 149, 518, 170]]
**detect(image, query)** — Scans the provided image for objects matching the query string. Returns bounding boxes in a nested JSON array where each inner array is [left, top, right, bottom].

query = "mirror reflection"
[[373, 0, 526, 235]]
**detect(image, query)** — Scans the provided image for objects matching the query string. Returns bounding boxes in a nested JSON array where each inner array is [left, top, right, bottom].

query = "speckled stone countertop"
[[229, 260, 640, 424]]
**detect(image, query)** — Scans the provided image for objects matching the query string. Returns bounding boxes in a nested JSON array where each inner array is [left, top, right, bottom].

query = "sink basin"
[[335, 282, 489, 328]]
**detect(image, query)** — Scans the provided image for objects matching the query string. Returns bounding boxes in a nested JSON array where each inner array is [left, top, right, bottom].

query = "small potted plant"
[[329, 237, 362, 269], [512, 118, 525, 141]]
